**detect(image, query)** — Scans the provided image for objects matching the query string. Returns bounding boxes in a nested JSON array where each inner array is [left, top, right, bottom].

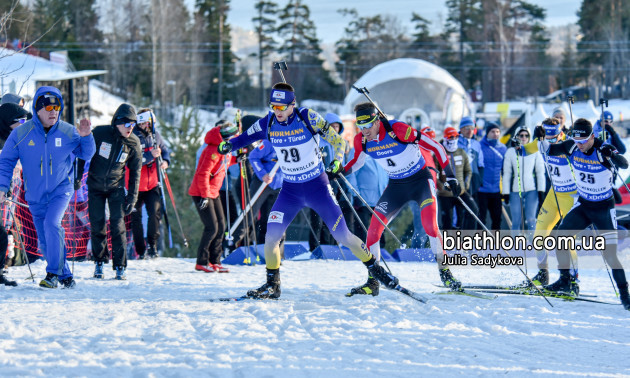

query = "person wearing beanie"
[[0, 86, 95, 289], [457, 116, 485, 212], [593, 110, 626, 154], [478, 122, 506, 231], [542, 118, 630, 310], [217, 83, 380, 299], [1, 93, 25, 107], [189, 121, 241, 273], [86, 103, 142, 280], [129, 108, 171, 260]]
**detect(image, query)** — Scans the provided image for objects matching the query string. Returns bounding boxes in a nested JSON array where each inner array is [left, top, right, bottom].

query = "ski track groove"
[[0, 258, 629, 377]]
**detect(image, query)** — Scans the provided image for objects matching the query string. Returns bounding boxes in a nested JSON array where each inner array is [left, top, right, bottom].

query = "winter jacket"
[[502, 147, 546, 194], [248, 139, 283, 190], [131, 126, 170, 192], [189, 127, 236, 199], [458, 136, 485, 195], [0, 86, 96, 204], [478, 137, 506, 193], [436, 148, 471, 197], [87, 104, 142, 206]]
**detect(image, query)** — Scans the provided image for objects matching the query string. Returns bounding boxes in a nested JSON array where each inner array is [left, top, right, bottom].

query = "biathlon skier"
[[343, 102, 463, 296], [517, 117, 578, 286], [217, 83, 398, 299], [541, 118, 630, 310]]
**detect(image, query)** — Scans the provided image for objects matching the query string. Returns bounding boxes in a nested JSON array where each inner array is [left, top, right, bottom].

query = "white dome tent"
[[344, 58, 470, 134]]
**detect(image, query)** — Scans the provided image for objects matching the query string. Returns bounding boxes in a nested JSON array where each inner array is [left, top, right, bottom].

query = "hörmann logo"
[[367, 142, 397, 153]]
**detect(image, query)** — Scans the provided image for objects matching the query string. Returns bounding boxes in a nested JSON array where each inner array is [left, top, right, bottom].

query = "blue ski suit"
[[0, 86, 96, 279]]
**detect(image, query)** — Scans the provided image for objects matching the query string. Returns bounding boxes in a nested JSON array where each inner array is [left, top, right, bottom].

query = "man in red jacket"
[[189, 122, 239, 273], [130, 109, 170, 259]]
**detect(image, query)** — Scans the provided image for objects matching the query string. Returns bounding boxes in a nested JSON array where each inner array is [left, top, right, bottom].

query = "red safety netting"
[[2, 167, 133, 262]]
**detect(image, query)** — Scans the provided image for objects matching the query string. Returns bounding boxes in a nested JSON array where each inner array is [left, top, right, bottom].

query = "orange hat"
[[421, 126, 436, 139], [443, 127, 459, 139]]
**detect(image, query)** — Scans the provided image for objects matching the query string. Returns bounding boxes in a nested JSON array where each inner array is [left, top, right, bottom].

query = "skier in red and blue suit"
[[218, 82, 399, 299], [344, 102, 463, 296]]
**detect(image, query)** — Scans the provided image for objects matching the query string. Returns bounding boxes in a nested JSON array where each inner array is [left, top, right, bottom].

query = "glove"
[[218, 141, 233, 155], [74, 179, 82, 191], [502, 194, 510, 205], [533, 125, 545, 140], [538, 191, 545, 205], [510, 137, 521, 149], [326, 160, 343, 179], [198, 198, 210, 210], [600, 144, 616, 158], [124, 199, 136, 216], [236, 151, 247, 162], [444, 177, 461, 197], [605, 124, 615, 135]]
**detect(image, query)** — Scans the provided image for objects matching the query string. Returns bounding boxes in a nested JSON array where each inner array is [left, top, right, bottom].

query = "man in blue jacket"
[[0, 86, 96, 288], [478, 122, 506, 231]]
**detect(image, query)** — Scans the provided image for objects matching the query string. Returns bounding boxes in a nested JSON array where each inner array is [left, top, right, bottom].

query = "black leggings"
[[477, 192, 502, 231], [192, 196, 225, 265]]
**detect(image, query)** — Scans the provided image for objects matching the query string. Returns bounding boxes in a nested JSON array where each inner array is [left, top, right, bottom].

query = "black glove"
[[538, 191, 545, 205], [533, 125, 545, 140], [326, 159, 343, 180], [502, 194, 510, 205], [124, 199, 136, 216], [600, 144, 616, 158], [198, 197, 210, 210], [74, 179, 82, 191], [445, 177, 461, 197], [218, 141, 233, 155], [510, 137, 521, 149], [605, 124, 616, 136]]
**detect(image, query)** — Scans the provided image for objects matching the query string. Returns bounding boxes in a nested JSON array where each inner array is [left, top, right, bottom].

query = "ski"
[[460, 284, 598, 298], [391, 285, 429, 303], [209, 296, 279, 302], [473, 288, 619, 305], [432, 285, 497, 300]]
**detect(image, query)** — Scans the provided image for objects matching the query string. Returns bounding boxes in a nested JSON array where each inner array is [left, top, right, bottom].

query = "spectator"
[[0, 86, 95, 288], [502, 126, 545, 235], [478, 122, 506, 231], [1, 93, 25, 107], [87, 104, 142, 280], [435, 127, 478, 231], [130, 109, 170, 259], [458, 117, 485, 206], [189, 122, 239, 273]]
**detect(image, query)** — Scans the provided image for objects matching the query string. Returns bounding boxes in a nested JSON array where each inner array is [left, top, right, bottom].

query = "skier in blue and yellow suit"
[[0, 86, 96, 289], [218, 82, 399, 299]]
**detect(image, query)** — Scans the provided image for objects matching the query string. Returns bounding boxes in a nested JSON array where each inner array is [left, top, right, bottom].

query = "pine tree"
[[252, 0, 279, 107]]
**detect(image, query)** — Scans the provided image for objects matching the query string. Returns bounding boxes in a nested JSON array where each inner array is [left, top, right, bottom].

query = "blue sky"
[[226, 0, 582, 44]]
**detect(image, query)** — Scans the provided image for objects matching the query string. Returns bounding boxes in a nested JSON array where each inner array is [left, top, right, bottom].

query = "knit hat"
[[0, 103, 31, 140], [35, 93, 61, 112], [485, 122, 500, 135], [603, 110, 613, 122], [459, 116, 474, 129]]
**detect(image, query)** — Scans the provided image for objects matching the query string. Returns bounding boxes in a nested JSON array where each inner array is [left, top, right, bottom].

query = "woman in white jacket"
[[502, 127, 546, 234]]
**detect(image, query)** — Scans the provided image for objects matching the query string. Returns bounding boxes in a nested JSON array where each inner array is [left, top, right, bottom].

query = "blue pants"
[[29, 192, 72, 279], [264, 173, 371, 269], [509, 190, 538, 233]]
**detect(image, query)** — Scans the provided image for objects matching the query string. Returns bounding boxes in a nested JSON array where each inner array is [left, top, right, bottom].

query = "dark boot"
[[618, 283, 630, 311], [364, 258, 399, 289], [347, 276, 380, 297], [246, 269, 281, 299], [543, 269, 579, 297], [524, 269, 549, 286], [147, 245, 158, 259], [0, 274, 17, 287], [39, 272, 59, 288], [440, 268, 461, 289]]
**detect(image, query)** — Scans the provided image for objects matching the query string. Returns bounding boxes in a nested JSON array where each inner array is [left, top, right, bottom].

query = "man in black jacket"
[[87, 104, 142, 280]]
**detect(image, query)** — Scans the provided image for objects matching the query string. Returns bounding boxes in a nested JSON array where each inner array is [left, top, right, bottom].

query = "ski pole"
[[337, 174, 406, 249], [156, 163, 173, 248], [161, 166, 189, 248], [599, 98, 609, 142], [332, 178, 392, 273], [566, 95, 575, 128], [5, 198, 28, 208], [299, 209, 329, 261], [242, 161, 259, 260], [453, 194, 553, 307], [224, 158, 233, 246], [351, 85, 387, 120], [273, 61, 288, 83]]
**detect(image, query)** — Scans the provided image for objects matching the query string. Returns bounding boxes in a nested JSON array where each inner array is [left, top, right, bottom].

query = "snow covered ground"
[[1, 257, 629, 377]]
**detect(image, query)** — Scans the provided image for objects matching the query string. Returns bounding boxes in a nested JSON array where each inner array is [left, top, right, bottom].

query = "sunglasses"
[[269, 103, 294, 111], [572, 133, 592, 144], [44, 105, 61, 112], [357, 121, 376, 130], [120, 121, 136, 128], [13, 117, 27, 124], [518, 134, 529, 138]]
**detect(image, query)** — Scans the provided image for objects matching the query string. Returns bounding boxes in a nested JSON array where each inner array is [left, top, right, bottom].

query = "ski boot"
[[0, 274, 17, 287], [212, 263, 230, 273], [246, 269, 280, 299], [147, 245, 159, 259], [94, 262, 104, 279], [365, 258, 399, 289], [543, 270, 579, 297], [346, 276, 379, 297], [524, 269, 549, 287], [619, 283, 630, 311], [60, 277, 76, 289], [440, 268, 462, 290], [115, 266, 127, 280], [195, 264, 215, 273], [39, 273, 59, 288]]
